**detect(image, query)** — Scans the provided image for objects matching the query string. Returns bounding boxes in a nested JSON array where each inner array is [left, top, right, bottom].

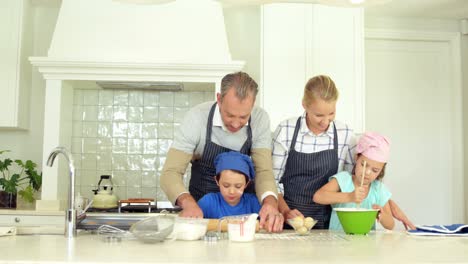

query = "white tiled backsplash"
[[72, 88, 214, 202]]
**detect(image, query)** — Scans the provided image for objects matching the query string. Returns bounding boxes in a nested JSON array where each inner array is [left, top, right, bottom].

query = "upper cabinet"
[[261, 4, 365, 132], [0, 0, 32, 129]]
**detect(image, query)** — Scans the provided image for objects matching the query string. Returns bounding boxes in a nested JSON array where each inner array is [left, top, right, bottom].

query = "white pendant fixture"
[[112, 0, 175, 4], [217, 0, 392, 7]]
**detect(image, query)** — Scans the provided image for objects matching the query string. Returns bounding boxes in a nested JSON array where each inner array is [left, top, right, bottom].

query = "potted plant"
[[0, 150, 42, 209]]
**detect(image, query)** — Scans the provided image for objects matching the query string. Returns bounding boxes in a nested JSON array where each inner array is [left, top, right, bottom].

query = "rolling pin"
[[207, 219, 260, 232]]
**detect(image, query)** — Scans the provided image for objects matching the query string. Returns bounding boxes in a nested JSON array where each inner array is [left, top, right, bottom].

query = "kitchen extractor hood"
[[96, 81, 183, 91], [30, 0, 244, 82], [45, 0, 237, 64]]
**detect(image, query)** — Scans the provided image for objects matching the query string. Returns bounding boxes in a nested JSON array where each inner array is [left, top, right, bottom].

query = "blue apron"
[[281, 117, 338, 229], [189, 103, 254, 201]]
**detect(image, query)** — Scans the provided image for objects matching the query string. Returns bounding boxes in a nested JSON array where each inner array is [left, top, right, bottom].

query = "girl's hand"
[[372, 204, 382, 221], [351, 186, 367, 203], [285, 209, 304, 220]]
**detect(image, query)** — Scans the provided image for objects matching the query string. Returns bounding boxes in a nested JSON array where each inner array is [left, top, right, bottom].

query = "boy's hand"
[[259, 196, 284, 233]]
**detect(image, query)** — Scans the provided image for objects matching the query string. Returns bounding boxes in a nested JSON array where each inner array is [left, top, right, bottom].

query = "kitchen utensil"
[[287, 217, 317, 235], [357, 160, 366, 209], [217, 213, 258, 242], [118, 198, 154, 213], [334, 207, 378, 235], [130, 215, 175, 243], [75, 193, 90, 215], [92, 175, 118, 209], [169, 217, 208, 241]]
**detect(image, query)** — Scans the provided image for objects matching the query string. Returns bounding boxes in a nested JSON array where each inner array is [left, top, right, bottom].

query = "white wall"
[[462, 29, 468, 222], [365, 16, 466, 224], [0, 5, 59, 169], [223, 6, 261, 100]]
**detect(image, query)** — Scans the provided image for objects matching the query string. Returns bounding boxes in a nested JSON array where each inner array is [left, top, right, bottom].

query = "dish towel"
[[0, 226, 17, 237], [407, 224, 468, 236]]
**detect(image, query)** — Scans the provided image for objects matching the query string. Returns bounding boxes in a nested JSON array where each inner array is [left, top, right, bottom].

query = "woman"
[[272, 75, 414, 230]]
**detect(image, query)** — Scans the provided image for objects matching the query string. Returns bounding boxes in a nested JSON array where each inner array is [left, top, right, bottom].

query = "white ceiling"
[[365, 0, 468, 19], [32, 0, 468, 20]]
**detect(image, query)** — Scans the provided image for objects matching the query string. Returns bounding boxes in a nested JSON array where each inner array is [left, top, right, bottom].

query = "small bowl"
[[130, 215, 175, 243], [170, 217, 209, 241], [334, 208, 379, 235], [287, 217, 317, 235]]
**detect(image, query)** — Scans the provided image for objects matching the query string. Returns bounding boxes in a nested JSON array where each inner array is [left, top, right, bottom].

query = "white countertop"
[[1, 230, 467, 263]]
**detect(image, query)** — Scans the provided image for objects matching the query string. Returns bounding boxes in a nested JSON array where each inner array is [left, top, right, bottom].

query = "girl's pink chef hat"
[[356, 132, 390, 163]]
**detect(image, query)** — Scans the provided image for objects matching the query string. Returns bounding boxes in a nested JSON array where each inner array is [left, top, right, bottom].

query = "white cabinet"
[[261, 4, 365, 132], [0, 0, 32, 129]]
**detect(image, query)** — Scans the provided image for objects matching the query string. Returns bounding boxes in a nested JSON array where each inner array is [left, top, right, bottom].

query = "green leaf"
[[0, 175, 18, 194], [0, 150, 10, 155], [0, 151, 42, 202], [15, 159, 24, 167], [29, 171, 42, 191], [0, 158, 13, 172], [18, 185, 34, 203]]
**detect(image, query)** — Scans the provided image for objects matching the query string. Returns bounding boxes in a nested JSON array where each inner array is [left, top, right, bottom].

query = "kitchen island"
[[1, 230, 467, 263]]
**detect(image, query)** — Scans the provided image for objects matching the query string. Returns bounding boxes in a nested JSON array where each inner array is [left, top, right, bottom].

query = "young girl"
[[198, 151, 261, 219], [313, 132, 395, 231]]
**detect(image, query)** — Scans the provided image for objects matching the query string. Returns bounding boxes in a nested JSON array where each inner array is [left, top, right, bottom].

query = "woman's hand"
[[284, 209, 304, 220]]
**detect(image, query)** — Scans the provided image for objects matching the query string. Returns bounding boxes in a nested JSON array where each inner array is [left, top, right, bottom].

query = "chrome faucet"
[[47, 147, 77, 238]]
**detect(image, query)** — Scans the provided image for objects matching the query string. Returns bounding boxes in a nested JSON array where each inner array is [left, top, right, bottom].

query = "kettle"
[[92, 175, 118, 209]]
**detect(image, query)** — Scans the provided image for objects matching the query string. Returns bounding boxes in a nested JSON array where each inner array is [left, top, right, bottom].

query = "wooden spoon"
[[357, 160, 366, 209]]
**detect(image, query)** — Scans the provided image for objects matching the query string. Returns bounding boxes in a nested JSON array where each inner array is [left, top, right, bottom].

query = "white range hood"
[[30, 0, 244, 207], [31, 0, 244, 82]]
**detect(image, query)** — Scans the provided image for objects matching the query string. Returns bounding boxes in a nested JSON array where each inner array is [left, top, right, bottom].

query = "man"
[[160, 71, 284, 232]]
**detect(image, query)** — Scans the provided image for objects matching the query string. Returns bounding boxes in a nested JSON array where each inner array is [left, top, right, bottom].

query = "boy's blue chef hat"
[[214, 151, 255, 180]]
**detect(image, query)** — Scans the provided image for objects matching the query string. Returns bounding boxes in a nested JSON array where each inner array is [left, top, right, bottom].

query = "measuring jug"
[[217, 213, 258, 242]]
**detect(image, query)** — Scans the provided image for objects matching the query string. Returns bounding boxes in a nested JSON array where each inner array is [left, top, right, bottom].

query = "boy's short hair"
[[214, 151, 255, 180]]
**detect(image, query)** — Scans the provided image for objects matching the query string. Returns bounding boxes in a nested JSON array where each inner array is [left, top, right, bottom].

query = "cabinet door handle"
[[14, 217, 20, 223]]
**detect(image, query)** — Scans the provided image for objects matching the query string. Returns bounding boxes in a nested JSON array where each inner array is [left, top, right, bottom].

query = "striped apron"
[[189, 103, 254, 201], [281, 117, 338, 229]]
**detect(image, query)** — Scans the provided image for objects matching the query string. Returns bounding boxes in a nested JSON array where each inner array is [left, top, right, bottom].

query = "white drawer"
[[0, 214, 64, 227]]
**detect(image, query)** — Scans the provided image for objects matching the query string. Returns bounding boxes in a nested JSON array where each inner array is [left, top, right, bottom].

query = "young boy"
[[198, 151, 261, 219]]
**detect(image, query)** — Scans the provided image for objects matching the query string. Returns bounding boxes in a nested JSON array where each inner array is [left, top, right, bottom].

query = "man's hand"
[[177, 193, 203, 218], [259, 196, 283, 232]]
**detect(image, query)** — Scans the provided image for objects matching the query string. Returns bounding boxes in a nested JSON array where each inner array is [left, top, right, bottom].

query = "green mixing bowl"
[[334, 208, 379, 235]]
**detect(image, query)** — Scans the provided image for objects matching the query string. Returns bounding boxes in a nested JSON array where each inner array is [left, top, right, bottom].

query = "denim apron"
[[281, 117, 338, 229], [189, 103, 254, 201]]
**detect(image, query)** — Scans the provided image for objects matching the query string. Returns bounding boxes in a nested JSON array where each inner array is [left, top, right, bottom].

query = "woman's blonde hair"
[[302, 75, 339, 106]]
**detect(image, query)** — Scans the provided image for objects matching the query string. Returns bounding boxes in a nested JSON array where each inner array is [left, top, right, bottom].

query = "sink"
[[77, 212, 175, 230], [13, 212, 177, 235]]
